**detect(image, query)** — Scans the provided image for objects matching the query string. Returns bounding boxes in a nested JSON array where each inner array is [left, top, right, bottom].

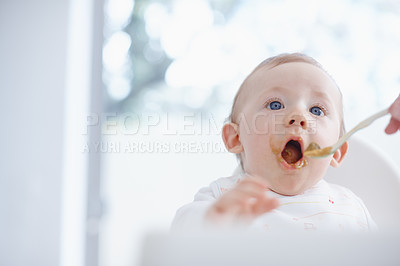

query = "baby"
[[172, 53, 376, 232]]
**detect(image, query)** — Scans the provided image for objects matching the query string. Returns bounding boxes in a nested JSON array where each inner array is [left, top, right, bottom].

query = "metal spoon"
[[303, 107, 390, 158]]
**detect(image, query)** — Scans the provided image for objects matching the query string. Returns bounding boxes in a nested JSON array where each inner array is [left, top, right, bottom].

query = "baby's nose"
[[286, 114, 308, 129]]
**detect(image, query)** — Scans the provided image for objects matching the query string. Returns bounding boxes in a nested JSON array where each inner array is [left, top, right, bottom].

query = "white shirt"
[[171, 174, 377, 233]]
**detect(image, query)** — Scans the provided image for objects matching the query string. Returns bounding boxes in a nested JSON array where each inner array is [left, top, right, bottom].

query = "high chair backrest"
[[325, 136, 400, 230]]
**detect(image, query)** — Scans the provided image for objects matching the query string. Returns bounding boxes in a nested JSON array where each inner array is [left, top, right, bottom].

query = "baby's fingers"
[[240, 174, 270, 188], [236, 175, 279, 214], [251, 196, 280, 216], [235, 179, 269, 199]]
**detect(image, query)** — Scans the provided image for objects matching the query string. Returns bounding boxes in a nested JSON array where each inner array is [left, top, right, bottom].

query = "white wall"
[[0, 1, 69, 265]]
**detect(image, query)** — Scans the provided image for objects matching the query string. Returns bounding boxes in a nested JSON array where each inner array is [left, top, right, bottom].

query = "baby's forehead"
[[231, 62, 344, 123], [240, 62, 342, 102]]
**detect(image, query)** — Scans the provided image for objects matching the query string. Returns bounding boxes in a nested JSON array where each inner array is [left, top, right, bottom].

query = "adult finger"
[[385, 117, 400, 134], [388, 95, 400, 121]]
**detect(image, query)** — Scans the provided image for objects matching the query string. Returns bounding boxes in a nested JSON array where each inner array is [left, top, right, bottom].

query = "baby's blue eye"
[[310, 106, 324, 116], [268, 101, 283, 110]]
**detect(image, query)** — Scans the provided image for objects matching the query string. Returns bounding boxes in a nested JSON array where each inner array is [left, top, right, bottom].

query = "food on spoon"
[[305, 142, 320, 152], [303, 142, 332, 157]]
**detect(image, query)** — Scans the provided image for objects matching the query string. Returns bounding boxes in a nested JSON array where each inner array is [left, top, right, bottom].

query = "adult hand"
[[385, 95, 400, 134], [205, 175, 279, 226]]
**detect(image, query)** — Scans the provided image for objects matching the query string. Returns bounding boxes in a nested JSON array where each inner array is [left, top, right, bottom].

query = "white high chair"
[[325, 136, 400, 230]]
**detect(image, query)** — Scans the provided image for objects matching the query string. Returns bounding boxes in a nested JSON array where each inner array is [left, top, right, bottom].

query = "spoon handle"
[[332, 107, 389, 151]]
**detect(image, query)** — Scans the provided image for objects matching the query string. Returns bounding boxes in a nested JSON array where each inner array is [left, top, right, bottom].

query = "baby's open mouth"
[[281, 140, 303, 164]]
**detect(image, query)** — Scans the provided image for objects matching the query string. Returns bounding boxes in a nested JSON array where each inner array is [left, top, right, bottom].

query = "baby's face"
[[236, 62, 343, 195]]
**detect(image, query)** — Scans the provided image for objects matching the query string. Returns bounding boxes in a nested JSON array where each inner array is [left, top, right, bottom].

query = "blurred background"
[[1, 0, 399, 266]]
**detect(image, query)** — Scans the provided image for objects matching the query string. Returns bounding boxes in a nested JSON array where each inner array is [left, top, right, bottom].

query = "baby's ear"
[[222, 123, 244, 154], [330, 141, 349, 168]]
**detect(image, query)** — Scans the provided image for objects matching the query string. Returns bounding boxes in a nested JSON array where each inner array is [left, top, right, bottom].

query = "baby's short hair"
[[227, 53, 345, 167]]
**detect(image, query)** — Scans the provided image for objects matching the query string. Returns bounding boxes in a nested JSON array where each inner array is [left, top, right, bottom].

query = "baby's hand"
[[205, 175, 279, 226]]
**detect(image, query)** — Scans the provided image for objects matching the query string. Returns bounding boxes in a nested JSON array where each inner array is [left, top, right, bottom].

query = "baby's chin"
[[269, 177, 323, 196], [269, 185, 304, 196]]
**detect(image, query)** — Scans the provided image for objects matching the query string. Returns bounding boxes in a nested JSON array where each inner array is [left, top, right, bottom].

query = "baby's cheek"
[[253, 115, 270, 134], [269, 134, 281, 155], [271, 114, 286, 136], [309, 156, 332, 178], [245, 134, 270, 156], [322, 118, 341, 140]]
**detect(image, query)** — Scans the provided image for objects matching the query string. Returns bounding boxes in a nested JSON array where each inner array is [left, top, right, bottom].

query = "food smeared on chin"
[[280, 139, 308, 169]]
